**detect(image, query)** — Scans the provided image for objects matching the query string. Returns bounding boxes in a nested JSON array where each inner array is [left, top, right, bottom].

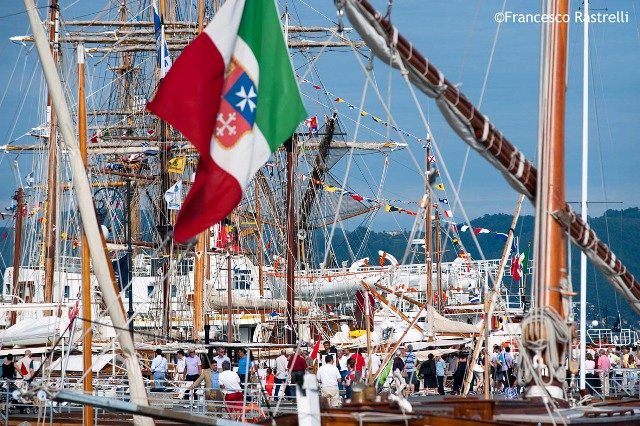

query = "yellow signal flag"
[[167, 156, 186, 174]]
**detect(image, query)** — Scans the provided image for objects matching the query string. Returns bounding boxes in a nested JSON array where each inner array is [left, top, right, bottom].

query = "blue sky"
[[0, 0, 638, 236]]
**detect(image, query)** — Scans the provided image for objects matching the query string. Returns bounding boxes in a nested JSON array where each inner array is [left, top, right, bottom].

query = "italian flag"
[[148, 0, 306, 243]]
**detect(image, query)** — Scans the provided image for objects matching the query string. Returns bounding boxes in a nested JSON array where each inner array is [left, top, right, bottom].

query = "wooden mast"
[[536, 0, 568, 315], [77, 43, 95, 425], [192, 0, 207, 342], [524, 0, 569, 397], [43, 0, 59, 316], [9, 188, 23, 326]]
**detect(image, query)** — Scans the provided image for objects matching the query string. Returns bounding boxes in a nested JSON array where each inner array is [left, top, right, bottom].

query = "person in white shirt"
[[175, 350, 186, 381], [219, 361, 243, 420], [213, 347, 231, 367], [150, 349, 168, 389], [18, 350, 35, 380], [274, 350, 289, 398], [317, 355, 342, 407], [365, 350, 381, 380]]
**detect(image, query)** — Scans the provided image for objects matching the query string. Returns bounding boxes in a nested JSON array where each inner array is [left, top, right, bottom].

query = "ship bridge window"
[[147, 285, 154, 296], [234, 269, 252, 290], [64, 285, 70, 299]]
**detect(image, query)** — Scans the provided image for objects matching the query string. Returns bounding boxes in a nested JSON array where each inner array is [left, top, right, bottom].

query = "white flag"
[[153, 1, 172, 77], [164, 179, 182, 210]]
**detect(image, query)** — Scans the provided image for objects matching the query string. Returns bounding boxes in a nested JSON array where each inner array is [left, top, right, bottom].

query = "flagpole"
[[286, 135, 296, 344], [579, 0, 590, 393]]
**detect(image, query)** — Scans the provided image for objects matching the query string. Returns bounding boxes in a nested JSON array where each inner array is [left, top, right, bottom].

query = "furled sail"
[[342, 0, 640, 314]]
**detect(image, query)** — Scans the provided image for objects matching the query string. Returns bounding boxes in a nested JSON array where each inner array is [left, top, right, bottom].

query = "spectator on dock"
[[237, 348, 250, 387], [265, 367, 275, 399], [150, 349, 168, 389], [392, 349, 407, 396], [319, 341, 338, 359], [344, 357, 357, 400], [288, 349, 308, 397], [213, 347, 230, 367], [190, 355, 216, 399], [317, 355, 342, 407], [419, 353, 438, 395], [219, 360, 243, 421], [403, 345, 419, 394], [584, 352, 598, 394], [18, 350, 34, 380], [184, 348, 202, 400], [2, 354, 17, 380], [435, 354, 446, 395], [599, 348, 612, 396], [274, 350, 288, 398], [175, 350, 186, 381], [365, 349, 381, 381]]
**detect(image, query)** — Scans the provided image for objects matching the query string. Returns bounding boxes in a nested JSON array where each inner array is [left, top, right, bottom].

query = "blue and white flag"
[[164, 179, 182, 210], [152, 1, 172, 77], [25, 172, 35, 188]]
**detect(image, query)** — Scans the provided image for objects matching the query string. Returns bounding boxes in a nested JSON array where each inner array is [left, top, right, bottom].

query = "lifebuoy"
[[243, 403, 265, 422], [433, 292, 447, 305]]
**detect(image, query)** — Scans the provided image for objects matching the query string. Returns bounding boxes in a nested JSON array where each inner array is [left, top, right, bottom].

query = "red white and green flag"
[[147, 0, 306, 243]]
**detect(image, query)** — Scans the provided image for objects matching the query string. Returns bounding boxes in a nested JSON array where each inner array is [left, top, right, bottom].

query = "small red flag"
[[310, 339, 322, 361]]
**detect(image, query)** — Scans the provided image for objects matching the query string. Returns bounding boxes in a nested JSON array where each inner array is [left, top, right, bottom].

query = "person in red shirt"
[[350, 350, 366, 375], [265, 367, 275, 399], [287, 349, 308, 397]]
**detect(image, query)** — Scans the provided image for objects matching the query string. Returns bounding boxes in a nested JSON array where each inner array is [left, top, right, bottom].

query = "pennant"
[[167, 156, 186, 174], [147, 0, 306, 243], [444, 210, 453, 218], [164, 179, 183, 210], [25, 172, 35, 188], [360, 111, 369, 116], [372, 116, 382, 122], [334, 97, 345, 103], [435, 183, 445, 190], [304, 116, 318, 136], [385, 204, 401, 212], [439, 198, 448, 204], [152, 1, 172, 77]]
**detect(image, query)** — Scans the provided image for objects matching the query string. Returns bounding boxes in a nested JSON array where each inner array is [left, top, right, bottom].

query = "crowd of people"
[[583, 345, 640, 396]]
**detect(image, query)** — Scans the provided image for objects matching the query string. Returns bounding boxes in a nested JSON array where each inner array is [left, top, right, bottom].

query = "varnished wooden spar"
[[344, 0, 640, 314]]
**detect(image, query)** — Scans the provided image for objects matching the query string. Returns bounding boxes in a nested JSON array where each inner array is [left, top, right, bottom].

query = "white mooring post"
[[298, 374, 321, 426]]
